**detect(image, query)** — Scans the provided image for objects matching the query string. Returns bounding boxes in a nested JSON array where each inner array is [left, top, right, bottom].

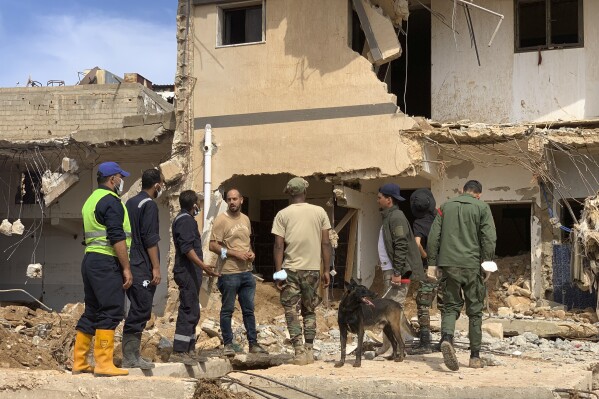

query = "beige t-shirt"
[[271, 203, 331, 271], [210, 211, 252, 275]]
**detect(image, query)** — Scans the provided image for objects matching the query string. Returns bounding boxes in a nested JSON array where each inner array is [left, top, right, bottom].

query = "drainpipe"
[[203, 124, 213, 229]]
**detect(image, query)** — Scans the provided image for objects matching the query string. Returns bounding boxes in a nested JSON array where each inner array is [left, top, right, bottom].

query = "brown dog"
[[335, 280, 405, 368]]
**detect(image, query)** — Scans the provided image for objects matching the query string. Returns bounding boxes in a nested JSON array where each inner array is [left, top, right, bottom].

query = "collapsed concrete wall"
[[0, 84, 173, 141]]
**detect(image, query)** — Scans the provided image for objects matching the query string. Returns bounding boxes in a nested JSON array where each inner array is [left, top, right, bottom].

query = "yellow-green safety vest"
[[82, 188, 132, 257]]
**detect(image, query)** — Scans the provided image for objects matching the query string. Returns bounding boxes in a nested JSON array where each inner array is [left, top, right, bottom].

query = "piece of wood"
[[334, 208, 357, 234], [344, 213, 359, 283]]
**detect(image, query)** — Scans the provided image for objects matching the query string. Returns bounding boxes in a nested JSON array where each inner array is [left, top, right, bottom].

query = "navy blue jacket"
[[94, 185, 126, 245], [172, 211, 202, 274], [126, 191, 160, 269]]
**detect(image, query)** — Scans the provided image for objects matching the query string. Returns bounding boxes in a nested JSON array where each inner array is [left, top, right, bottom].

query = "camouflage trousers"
[[415, 279, 442, 334], [280, 269, 321, 347]]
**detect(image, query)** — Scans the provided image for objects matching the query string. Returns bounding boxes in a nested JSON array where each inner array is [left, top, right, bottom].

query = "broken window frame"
[[216, 0, 266, 48], [514, 0, 584, 53]]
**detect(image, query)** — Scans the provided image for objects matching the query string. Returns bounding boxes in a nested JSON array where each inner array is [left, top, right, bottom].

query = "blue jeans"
[[217, 272, 257, 345]]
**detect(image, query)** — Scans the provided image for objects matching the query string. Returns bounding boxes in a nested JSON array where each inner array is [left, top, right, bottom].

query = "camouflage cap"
[[284, 177, 309, 195]]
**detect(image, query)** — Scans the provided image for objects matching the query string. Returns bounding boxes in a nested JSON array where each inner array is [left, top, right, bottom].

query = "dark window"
[[221, 4, 263, 46], [515, 0, 583, 51]]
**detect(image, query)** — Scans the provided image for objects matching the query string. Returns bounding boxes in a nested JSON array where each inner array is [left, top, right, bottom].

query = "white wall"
[[431, 0, 599, 123], [0, 163, 171, 314]]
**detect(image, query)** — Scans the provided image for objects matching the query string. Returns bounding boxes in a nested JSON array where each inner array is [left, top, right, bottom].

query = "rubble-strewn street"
[[2, 256, 599, 397]]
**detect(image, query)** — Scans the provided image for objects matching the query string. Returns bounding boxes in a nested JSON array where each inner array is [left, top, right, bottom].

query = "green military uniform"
[[427, 193, 496, 355]]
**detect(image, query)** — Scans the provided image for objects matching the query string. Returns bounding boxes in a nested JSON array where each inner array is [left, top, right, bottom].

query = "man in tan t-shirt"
[[272, 177, 332, 365], [209, 188, 267, 356]]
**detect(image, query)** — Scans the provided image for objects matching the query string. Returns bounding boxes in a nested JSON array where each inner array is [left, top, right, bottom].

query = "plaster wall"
[[430, 147, 539, 203], [431, 0, 599, 123], [0, 163, 171, 313], [551, 151, 599, 199], [191, 0, 420, 189]]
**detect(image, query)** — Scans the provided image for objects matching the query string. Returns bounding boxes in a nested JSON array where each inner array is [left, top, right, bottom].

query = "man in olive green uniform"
[[375, 183, 425, 357], [427, 180, 496, 370]]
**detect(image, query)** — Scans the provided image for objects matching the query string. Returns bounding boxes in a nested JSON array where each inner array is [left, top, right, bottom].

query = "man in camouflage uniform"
[[410, 188, 442, 354], [272, 177, 332, 365], [427, 180, 496, 370]]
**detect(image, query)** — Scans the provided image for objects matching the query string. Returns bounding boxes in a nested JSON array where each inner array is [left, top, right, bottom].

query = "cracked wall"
[[190, 0, 422, 190]]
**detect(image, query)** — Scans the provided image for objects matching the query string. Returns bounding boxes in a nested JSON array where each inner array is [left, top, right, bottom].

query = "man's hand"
[[321, 271, 330, 288], [202, 265, 221, 277], [247, 251, 255, 262], [231, 250, 252, 261], [276, 280, 286, 290], [122, 268, 133, 289], [391, 274, 403, 286], [151, 267, 161, 285], [426, 266, 439, 282]]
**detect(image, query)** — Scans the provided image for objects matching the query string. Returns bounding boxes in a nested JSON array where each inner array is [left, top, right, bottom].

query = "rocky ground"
[[1, 255, 599, 397]]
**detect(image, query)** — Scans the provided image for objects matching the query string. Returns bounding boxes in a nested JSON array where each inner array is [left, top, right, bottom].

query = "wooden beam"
[[344, 213, 359, 283], [334, 208, 357, 234]]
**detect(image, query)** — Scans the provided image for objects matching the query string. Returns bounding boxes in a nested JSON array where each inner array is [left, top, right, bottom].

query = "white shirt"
[[378, 227, 392, 271]]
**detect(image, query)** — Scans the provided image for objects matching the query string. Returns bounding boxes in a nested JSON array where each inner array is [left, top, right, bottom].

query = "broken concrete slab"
[[230, 353, 293, 369], [0, 369, 198, 399], [159, 157, 184, 183], [41, 172, 79, 207], [482, 322, 504, 339], [432, 317, 599, 339], [127, 358, 231, 379], [230, 354, 592, 399], [122, 114, 145, 127]]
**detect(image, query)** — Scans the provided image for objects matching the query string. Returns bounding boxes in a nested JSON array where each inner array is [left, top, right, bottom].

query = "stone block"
[[61, 157, 78, 173], [482, 322, 503, 339], [497, 307, 514, 318], [505, 295, 533, 312]]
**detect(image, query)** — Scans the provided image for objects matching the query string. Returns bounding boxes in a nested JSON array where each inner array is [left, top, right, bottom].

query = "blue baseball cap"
[[379, 183, 405, 201], [97, 162, 130, 178]]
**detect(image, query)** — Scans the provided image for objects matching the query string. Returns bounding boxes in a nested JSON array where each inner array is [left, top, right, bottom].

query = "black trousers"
[[173, 268, 202, 352], [124, 262, 156, 334], [76, 252, 125, 334]]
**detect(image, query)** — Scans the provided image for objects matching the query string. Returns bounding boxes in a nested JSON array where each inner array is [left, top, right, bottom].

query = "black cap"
[[410, 188, 436, 218], [379, 183, 405, 202]]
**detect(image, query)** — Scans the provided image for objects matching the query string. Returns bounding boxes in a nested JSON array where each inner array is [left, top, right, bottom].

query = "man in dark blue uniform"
[[122, 169, 164, 369], [73, 161, 132, 377], [169, 190, 220, 365]]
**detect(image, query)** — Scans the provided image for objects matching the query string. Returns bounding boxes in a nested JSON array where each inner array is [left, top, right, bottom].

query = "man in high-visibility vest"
[[73, 161, 133, 377]]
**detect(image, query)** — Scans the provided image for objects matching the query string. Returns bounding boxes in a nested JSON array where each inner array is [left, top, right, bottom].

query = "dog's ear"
[[344, 280, 351, 291], [350, 278, 358, 287]]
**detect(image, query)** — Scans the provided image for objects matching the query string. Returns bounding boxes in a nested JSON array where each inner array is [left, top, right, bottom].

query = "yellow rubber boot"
[[93, 329, 129, 377], [72, 331, 94, 374]]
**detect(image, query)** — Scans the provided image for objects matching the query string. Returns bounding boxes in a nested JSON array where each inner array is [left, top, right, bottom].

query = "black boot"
[[122, 333, 155, 370], [409, 330, 432, 355], [440, 333, 459, 371]]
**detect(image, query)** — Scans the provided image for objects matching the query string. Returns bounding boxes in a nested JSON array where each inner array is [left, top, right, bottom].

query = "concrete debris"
[[0, 219, 13, 236], [159, 157, 184, 184], [41, 170, 79, 207], [60, 157, 78, 173], [26, 264, 43, 279], [11, 219, 24, 235]]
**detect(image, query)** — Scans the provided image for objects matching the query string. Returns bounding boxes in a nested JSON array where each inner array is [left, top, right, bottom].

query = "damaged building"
[[0, 70, 175, 312], [176, 0, 599, 311]]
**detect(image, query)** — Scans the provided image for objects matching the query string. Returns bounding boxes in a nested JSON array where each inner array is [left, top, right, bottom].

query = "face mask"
[[192, 205, 200, 217], [115, 178, 124, 195], [155, 184, 163, 199]]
